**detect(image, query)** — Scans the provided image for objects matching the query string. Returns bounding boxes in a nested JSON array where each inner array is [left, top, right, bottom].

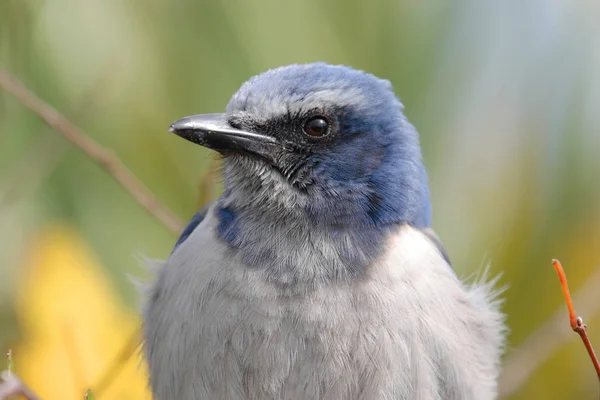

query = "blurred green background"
[[1, 0, 599, 398]]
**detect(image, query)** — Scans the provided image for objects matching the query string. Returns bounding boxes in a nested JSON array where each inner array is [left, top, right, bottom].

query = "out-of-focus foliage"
[[13, 225, 150, 399], [0, 0, 598, 398]]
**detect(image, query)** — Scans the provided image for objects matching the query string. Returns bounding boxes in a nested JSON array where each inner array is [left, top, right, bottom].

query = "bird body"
[[143, 63, 505, 399]]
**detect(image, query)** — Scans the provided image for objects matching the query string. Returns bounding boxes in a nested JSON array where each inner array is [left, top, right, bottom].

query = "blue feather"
[[171, 203, 211, 254]]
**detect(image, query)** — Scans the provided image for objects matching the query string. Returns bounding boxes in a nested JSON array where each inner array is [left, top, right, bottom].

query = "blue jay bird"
[[143, 63, 505, 399]]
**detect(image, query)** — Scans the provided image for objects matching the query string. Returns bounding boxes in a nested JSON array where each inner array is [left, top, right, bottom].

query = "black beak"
[[168, 113, 278, 159]]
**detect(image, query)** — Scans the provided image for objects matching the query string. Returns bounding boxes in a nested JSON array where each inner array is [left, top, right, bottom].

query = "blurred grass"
[[0, 0, 599, 398]]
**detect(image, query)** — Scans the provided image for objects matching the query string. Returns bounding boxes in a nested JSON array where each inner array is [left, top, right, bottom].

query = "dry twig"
[[0, 65, 115, 210], [499, 263, 600, 398], [91, 330, 140, 397], [552, 259, 600, 379], [61, 322, 88, 396], [0, 68, 184, 234], [5, 351, 11, 375]]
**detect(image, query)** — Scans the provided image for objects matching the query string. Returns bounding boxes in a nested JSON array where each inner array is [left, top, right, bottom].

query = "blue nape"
[[171, 204, 211, 254]]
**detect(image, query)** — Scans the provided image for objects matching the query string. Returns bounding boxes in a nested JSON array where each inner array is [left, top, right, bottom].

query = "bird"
[[143, 63, 506, 400]]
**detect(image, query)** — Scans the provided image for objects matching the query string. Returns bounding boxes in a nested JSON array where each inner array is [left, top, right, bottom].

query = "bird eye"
[[303, 116, 330, 137]]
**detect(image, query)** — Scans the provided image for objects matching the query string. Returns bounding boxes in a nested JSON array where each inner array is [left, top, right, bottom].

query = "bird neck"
[[215, 148, 432, 286], [215, 192, 394, 286], [217, 207, 393, 287]]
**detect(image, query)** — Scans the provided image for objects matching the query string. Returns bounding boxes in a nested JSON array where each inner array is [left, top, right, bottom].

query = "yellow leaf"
[[12, 224, 151, 400]]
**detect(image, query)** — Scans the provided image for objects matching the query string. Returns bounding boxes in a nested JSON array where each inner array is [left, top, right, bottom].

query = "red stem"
[[552, 259, 600, 381]]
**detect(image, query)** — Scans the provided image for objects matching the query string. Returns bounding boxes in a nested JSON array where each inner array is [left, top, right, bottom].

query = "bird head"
[[170, 63, 431, 229]]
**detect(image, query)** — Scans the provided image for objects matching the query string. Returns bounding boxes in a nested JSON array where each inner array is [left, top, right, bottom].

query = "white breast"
[[143, 209, 505, 400]]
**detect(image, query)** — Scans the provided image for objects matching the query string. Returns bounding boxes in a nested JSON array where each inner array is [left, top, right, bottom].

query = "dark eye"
[[303, 116, 330, 137]]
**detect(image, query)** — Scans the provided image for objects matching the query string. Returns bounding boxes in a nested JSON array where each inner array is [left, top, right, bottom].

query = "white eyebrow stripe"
[[229, 86, 369, 122]]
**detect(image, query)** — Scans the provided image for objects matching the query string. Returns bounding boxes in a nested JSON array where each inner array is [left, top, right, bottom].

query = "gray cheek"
[[222, 155, 312, 211]]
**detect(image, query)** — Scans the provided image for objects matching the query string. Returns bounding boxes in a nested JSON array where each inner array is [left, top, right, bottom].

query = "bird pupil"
[[304, 117, 329, 137]]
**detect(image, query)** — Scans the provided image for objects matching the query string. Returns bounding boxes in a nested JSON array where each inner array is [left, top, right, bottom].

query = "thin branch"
[[6, 351, 11, 375], [0, 68, 184, 234], [62, 321, 88, 396], [0, 64, 115, 210], [552, 259, 600, 379], [499, 264, 600, 398], [91, 330, 140, 397]]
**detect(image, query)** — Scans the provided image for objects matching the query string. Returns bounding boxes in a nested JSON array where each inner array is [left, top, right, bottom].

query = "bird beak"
[[168, 113, 278, 159]]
